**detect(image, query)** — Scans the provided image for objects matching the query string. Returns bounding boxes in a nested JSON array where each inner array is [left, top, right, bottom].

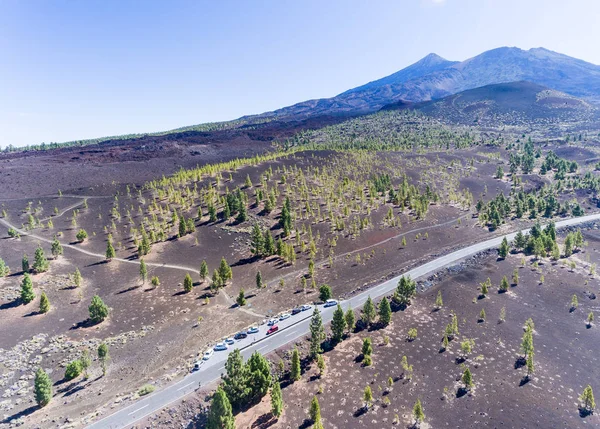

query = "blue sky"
[[1, 0, 599, 147]]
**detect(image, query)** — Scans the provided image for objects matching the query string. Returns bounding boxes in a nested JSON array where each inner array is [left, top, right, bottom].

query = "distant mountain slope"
[[382, 81, 597, 125], [254, 47, 600, 119]]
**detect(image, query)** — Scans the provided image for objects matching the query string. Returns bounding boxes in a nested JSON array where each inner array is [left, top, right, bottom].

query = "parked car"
[[192, 360, 203, 372], [279, 313, 291, 321], [324, 299, 338, 307], [267, 325, 279, 335], [291, 307, 302, 315], [267, 318, 278, 326], [247, 326, 259, 334], [214, 342, 228, 351], [202, 349, 214, 360], [301, 304, 312, 311], [234, 331, 248, 340], [225, 337, 235, 345]]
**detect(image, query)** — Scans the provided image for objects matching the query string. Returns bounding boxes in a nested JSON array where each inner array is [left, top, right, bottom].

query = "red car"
[[267, 325, 279, 335]]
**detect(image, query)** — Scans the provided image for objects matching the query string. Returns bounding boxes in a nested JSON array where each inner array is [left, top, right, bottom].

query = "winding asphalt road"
[[83, 213, 600, 429]]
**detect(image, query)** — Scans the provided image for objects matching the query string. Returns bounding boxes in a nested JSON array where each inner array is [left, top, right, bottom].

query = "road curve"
[[83, 213, 600, 429]]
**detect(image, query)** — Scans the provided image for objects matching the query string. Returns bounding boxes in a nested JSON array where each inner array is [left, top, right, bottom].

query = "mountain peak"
[[418, 53, 449, 65]]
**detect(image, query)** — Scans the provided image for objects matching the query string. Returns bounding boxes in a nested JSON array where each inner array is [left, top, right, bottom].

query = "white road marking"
[[176, 381, 195, 392], [128, 404, 149, 416], [257, 344, 270, 352], [285, 330, 299, 338]]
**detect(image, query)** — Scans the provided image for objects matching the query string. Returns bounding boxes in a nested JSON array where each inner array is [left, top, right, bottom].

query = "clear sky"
[[1, 0, 599, 147]]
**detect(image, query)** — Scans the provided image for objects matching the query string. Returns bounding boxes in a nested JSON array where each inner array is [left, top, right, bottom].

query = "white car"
[[225, 337, 235, 345], [324, 299, 338, 307], [214, 342, 228, 351], [301, 304, 312, 311], [279, 313, 291, 321], [267, 318, 278, 326], [192, 360, 204, 371], [202, 349, 214, 360]]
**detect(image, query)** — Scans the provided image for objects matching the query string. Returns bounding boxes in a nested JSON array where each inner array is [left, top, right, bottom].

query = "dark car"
[[267, 325, 279, 335], [291, 307, 302, 315], [234, 331, 248, 340]]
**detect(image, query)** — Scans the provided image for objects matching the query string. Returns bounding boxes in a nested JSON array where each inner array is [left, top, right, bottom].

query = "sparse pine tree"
[[291, 347, 301, 381], [571, 294, 579, 311], [498, 236, 509, 259], [317, 354, 325, 377], [73, 268, 82, 287], [435, 290, 443, 309], [526, 351, 535, 379], [207, 386, 235, 429], [39, 292, 50, 314], [309, 396, 321, 424], [20, 273, 35, 304], [588, 311, 594, 327], [200, 260, 209, 282], [270, 380, 283, 418], [378, 296, 392, 327], [500, 275, 509, 292], [580, 385, 596, 414], [413, 398, 425, 426], [151, 276, 160, 288], [51, 237, 63, 258], [309, 307, 325, 358], [34, 368, 52, 407], [98, 343, 109, 376], [88, 295, 109, 323], [32, 246, 49, 273], [345, 307, 356, 334], [21, 254, 29, 273], [236, 289, 246, 306], [105, 240, 116, 260], [362, 296, 376, 326], [218, 257, 232, 283], [479, 308, 486, 322], [183, 273, 193, 293], [462, 367, 473, 389], [331, 304, 346, 343], [139, 259, 147, 284], [256, 270, 263, 289], [363, 385, 373, 409]]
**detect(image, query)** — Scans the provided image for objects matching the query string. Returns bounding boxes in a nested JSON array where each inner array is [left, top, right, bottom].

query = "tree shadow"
[[456, 387, 469, 398], [116, 285, 140, 295], [69, 319, 97, 330], [87, 260, 108, 268], [514, 356, 526, 369], [0, 299, 21, 311], [23, 310, 40, 317], [232, 256, 258, 268], [579, 407, 594, 418], [172, 290, 189, 297], [0, 404, 38, 424], [353, 407, 368, 418], [251, 412, 277, 429], [299, 419, 313, 429], [519, 376, 531, 387], [60, 285, 78, 291]]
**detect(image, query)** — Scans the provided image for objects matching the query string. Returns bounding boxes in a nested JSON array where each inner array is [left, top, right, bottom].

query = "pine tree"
[[73, 268, 82, 287], [98, 343, 109, 376], [76, 229, 88, 242], [139, 259, 147, 284], [580, 385, 596, 414], [362, 296, 376, 326], [51, 237, 63, 258], [378, 296, 392, 327], [309, 307, 325, 358], [207, 386, 235, 429], [88, 295, 109, 323], [521, 327, 534, 359], [105, 240, 116, 260], [0, 258, 9, 277], [331, 304, 346, 343], [211, 269, 222, 292], [236, 201, 247, 223], [362, 337, 372, 357], [20, 273, 35, 304], [256, 271, 263, 288], [270, 380, 283, 418], [222, 349, 250, 409], [200, 260, 209, 282], [291, 347, 301, 381], [250, 223, 264, 256], [32, 246, 49, 273], [264, 231, 275, 256], [363, 385, 373, 409], [34, 367, 52, 407], [498, 236, 509, 259], [462, 367, 473, 389], [345, 307, 355, 333], [247, 351, 272, 402], [218, 257, 232, 283], [21, 254, 29, 273], [318, 284, 332, 302], [309, 395, 321, 423], [183, 273, 193, 293], [435, 290, 443, 309], [178, 215, 187, 238], [236, 289, 246, 306], [526, 351, 535, 379], [393, 275, 416, 306], [413, 398, 425, 426], [39, 292, 50, 314]]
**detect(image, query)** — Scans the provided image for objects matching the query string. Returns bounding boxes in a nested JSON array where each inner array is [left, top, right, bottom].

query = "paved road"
[[86, 213, 600, 429]]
